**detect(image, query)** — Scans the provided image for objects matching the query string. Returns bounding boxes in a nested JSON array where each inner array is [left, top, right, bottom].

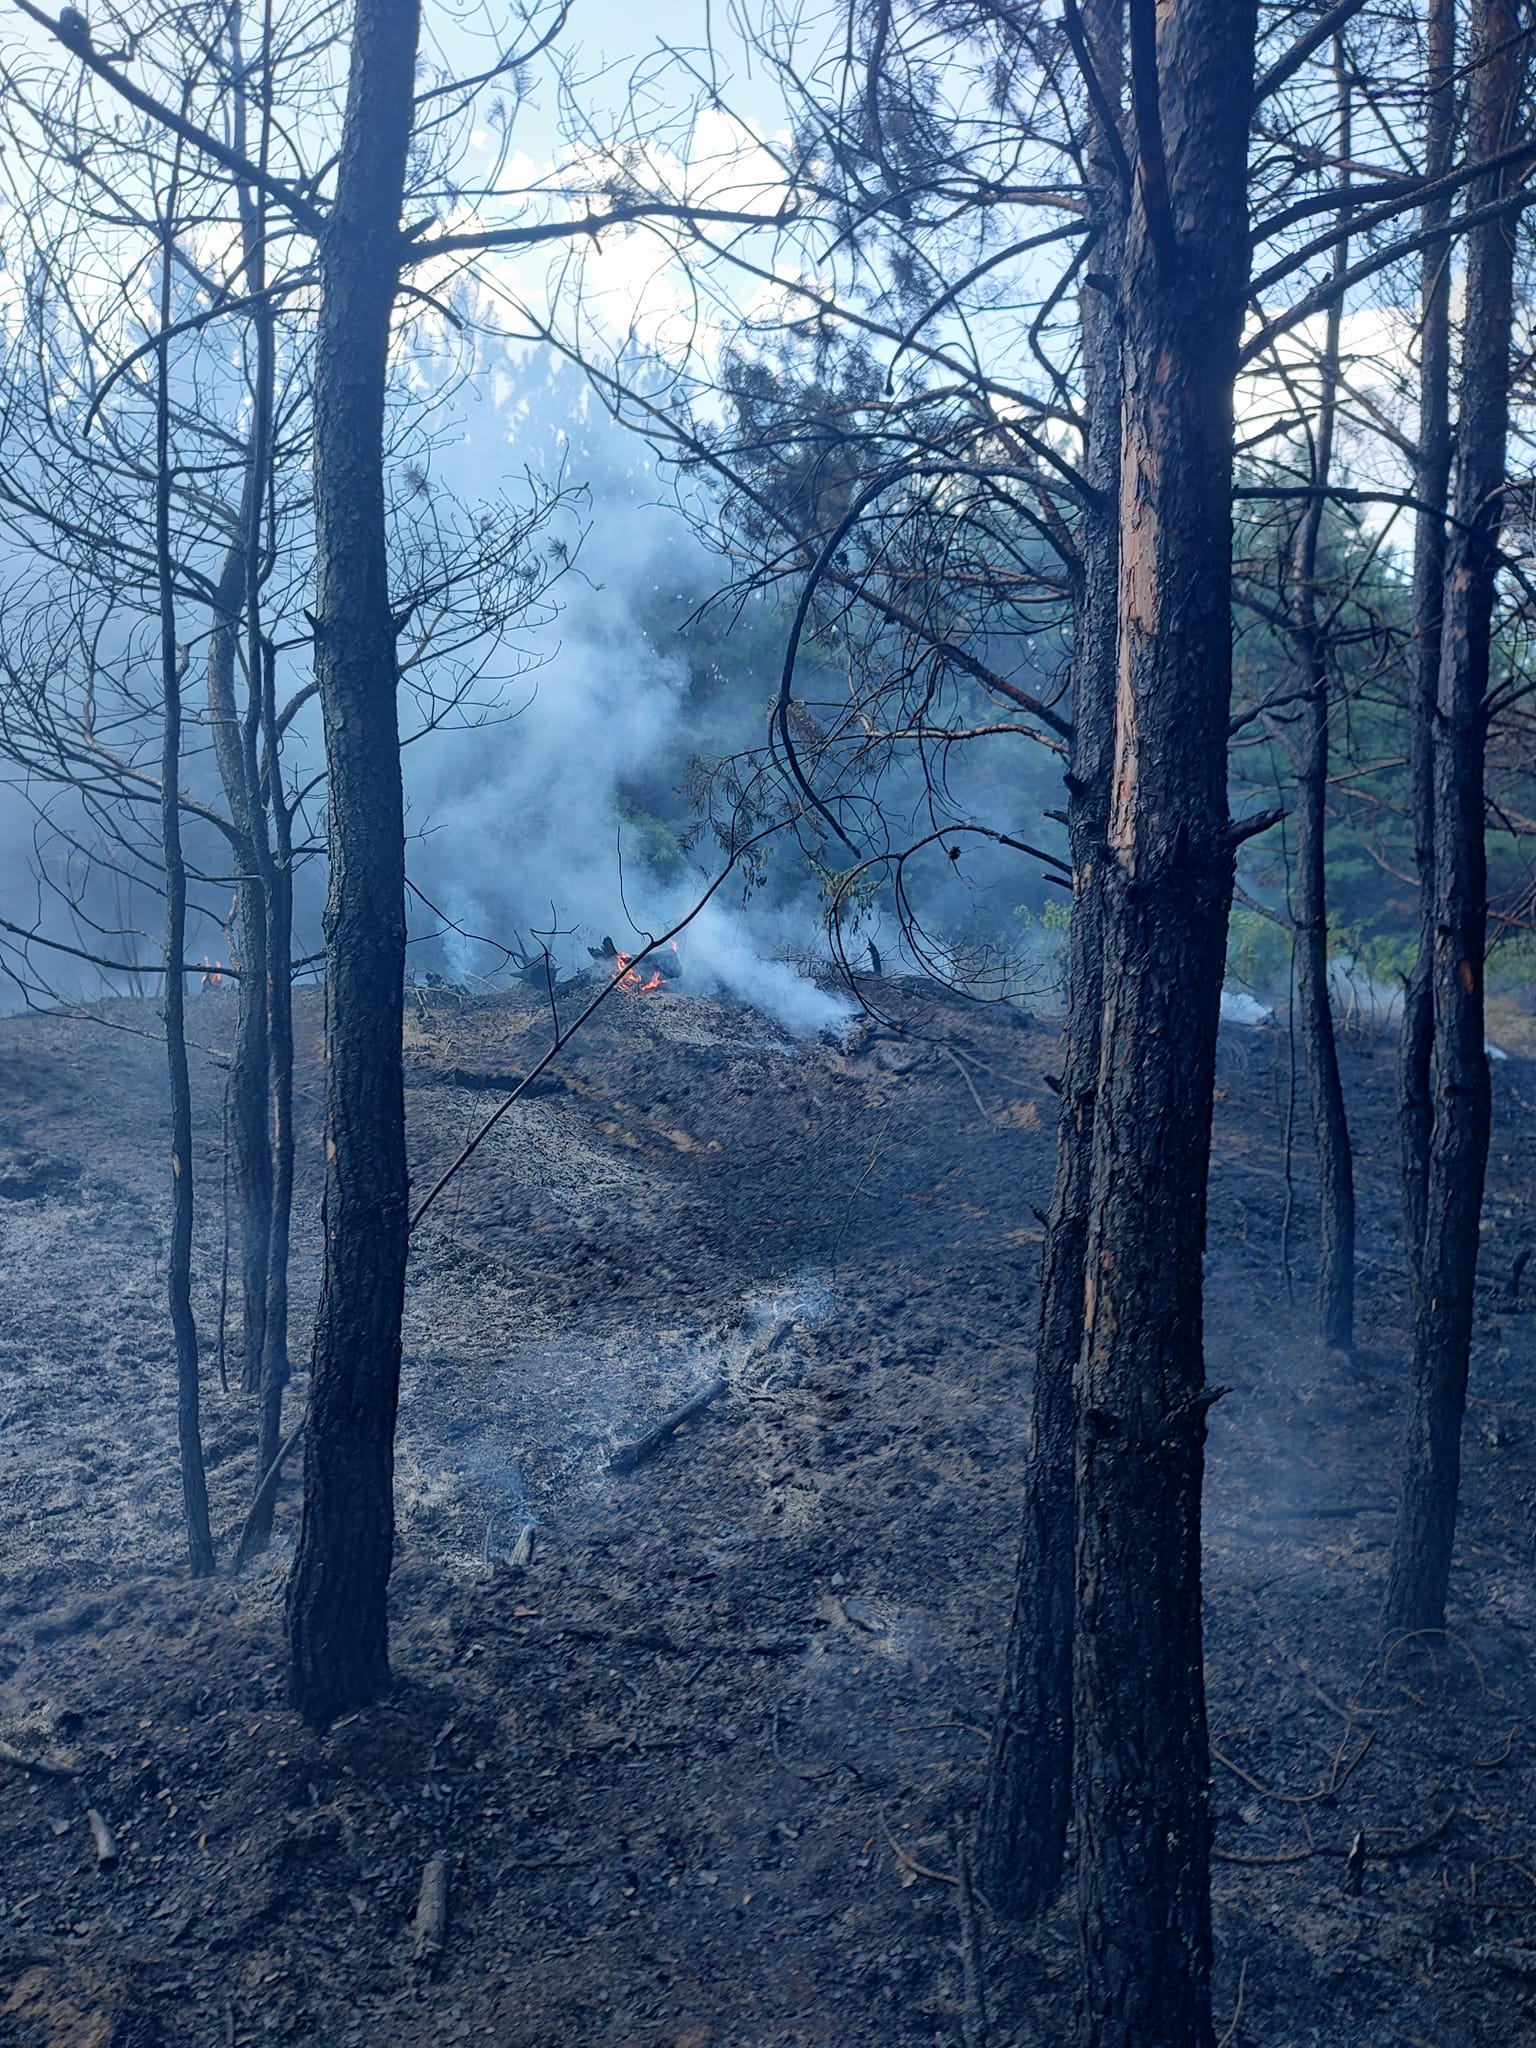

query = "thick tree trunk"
[[1397, 0, 1455, 1304], [1383, 0, 1518, 1638], [286, 0, 420, 1725], [972, 0, 1123, 1920], [1072, 4, 1255, 2042], [157, 238, 215, 1579], [1289, 65, 1354, 1355]]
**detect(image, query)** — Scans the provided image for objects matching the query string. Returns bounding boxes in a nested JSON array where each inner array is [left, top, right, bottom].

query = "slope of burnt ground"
[[0, 977, 1533, 2046]]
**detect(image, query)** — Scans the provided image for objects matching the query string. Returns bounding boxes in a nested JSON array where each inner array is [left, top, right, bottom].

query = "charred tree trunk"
[[286, 0, 420, 1725], [254, 698, 295, 1536], [1293, 651, 1355, 1352], [972, 0, 1123, 1921], [206, 550, 273, 1401], [1383, 0, 1520, 1638], [224, 14, 295, 1547], [243, 284, 293, 1544], [1072, 3, 1255, 2041], [157, 227, 215, 1579], [1289, 51, 1354, 1355], [1397, 0, 1456, 1305]]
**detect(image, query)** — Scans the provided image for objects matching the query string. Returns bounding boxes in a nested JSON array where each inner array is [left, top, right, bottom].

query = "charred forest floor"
[[1, 974, 1535, 2047]]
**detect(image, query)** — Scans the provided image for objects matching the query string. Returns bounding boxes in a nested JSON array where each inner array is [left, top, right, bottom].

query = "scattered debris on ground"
[[1, 981, 1533, 2043]]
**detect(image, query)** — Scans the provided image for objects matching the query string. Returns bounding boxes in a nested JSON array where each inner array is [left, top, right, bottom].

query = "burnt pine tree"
[[156, 213, 216, 1580], [972, 0, 1125, 1921], [1383, 0, 1526, 1637], [286, 0, 420, 1725], [1397, 0, 1456, 1302], [1283, 41, 1355, 1356], [0, 0, 317, 1566], [221, 18, 299, 1549], [1071, 0, 1257, 2040]]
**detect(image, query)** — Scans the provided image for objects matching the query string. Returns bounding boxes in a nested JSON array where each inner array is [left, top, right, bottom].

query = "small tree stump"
[[86, 1809, 119, 1869]]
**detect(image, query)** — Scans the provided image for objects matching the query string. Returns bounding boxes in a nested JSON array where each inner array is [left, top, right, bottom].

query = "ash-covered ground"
[[1, 974, 1534, 2046]]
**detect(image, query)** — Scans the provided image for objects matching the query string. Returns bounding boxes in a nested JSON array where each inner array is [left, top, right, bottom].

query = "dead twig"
[[1213, 1843, 1316, 1867], [1470, 1726, 1520, 1769], [1382, 1629, 1495, 1698], [1326, 1724, 1376, 1797], [1307, 1677, 1401, 1722], [1214, 1807, 1457, 1869], [231, 1414, 306, 1569], [943, 1046, 996, 1128], [1255, 1503, 1393, 1520], [1378, 1808, 1459, 1859], [1211, 1727, 1374, 1807], [1216, 1957, 1249, 2048], [956, 1840, 990, 2048], [878, 1804, 958, 1886]]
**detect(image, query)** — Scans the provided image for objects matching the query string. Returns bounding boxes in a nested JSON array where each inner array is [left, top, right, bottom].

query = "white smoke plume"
[[402, 358, 854, 1036]]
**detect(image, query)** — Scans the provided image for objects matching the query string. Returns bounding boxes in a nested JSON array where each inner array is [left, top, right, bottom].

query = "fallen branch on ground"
[[878, 1804, 957, 1886], [609, 1377, 728, 1475], [1214, 1807, 1457, 1868]]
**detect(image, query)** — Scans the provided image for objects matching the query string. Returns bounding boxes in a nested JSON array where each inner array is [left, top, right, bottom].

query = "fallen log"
[[609, 1376, 728, 1475], [412, 1854, 449, 1964], [0, 1739, 80, 1780]]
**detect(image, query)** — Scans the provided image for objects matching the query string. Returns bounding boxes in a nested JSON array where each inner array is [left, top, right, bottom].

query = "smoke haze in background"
[[400, 354, 858, 1035], [0, 347, 1066, 1032]]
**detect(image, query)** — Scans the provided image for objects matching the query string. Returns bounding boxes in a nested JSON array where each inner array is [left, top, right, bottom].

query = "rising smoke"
[[401, 355, 858, 1035]]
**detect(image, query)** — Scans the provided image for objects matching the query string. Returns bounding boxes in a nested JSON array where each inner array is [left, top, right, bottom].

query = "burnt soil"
[[1, 975, 1535, 2047]]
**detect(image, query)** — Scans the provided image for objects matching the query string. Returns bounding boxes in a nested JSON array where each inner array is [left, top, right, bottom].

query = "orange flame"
[[614, 950, 663, 994], [200, 957, 223, 989]]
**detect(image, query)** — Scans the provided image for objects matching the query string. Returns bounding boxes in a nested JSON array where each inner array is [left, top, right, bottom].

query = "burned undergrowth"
[[1, 980, 1534, 2044]]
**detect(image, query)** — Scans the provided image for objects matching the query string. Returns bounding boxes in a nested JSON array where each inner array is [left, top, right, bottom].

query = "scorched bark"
[[157, 226, 214, 1579], [1071, 2, 1257, 2042], [1383, 0, 1522, 1637], [973, 0, 1124, 1922], [286, 0, 420, 1725], [1396, 0, 1455, 1307], [1287, 53, 1355, 1356]]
